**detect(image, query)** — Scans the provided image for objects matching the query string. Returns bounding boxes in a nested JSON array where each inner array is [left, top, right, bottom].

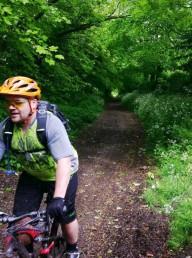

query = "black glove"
[[47, 197, 67, 222]]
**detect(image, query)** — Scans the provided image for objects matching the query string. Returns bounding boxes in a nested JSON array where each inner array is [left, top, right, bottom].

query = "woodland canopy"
[[0, 0, 191, 102]]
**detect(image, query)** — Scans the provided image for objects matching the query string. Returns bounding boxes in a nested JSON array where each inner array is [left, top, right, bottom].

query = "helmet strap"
[[28, 100, 33, 116], [20, 100, 37, 130]]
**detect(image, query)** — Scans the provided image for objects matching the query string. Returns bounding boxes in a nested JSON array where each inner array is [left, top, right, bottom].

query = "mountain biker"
[[0, 76, 80, 258]]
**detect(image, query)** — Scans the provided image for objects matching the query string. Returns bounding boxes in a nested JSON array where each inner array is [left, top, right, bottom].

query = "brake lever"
[[0, 212, 8, 216]]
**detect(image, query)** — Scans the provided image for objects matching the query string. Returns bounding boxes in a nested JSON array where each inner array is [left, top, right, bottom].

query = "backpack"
[[3, 100, 70, 150]]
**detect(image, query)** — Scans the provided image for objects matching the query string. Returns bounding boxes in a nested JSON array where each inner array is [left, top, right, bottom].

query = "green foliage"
[[0, 0, 67, 76], [106, 0, 192, 95], [0, 0, 122, 102], [165, 70, 191, 93], [0, 151, 22, 173], [169, 197, 192, 249], [133, 94, 192, 145], [1, 0, 192, 99], [61, 94, 104, 139], [173, 124, 192, 145], [144, 144, 192, 250], [121, 90, 139, 111], [0, 99, 8, 120]]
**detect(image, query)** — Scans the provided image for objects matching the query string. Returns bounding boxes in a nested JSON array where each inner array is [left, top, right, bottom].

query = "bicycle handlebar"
[[0, 210, 47, 224]]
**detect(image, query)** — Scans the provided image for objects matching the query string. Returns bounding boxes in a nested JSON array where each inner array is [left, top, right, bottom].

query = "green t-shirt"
[[0, 112, 78, 181]]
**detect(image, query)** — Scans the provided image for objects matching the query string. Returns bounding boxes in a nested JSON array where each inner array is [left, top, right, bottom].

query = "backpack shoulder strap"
[[36, 101, 48, 148], [3, 118, 14, 149]]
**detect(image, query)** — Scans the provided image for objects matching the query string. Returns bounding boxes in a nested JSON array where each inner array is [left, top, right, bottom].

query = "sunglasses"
[[5, 99, 28, 109]]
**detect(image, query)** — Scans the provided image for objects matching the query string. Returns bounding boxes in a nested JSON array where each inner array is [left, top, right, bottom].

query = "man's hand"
[[47, 197, 67, 222]]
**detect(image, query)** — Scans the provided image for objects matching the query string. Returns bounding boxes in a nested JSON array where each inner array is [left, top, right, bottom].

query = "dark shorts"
[[13, 172, 78, 224]]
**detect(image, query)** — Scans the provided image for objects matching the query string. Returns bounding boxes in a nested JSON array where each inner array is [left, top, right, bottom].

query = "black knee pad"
[[61, 209, 77, 224]]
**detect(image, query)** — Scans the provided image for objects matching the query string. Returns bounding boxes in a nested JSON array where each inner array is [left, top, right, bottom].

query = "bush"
[[169, 197, 192, 249], [144, 143, 192, 250], [60, 94, 104, 139], [134, 94, 192, 146], [167, 70, 190, 93], [156, 70, 191, 94], [121, 90, 139, 111]]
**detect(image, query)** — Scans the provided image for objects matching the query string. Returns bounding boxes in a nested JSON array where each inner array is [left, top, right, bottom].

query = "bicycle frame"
[[0, 210, 65, 258]]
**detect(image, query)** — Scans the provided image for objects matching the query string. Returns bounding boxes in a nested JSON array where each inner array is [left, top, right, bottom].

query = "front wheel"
[[12, 238, 31, 258]]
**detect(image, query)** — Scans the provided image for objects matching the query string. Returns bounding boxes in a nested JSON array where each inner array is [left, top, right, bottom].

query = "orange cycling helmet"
[[0, 76, 41, 99]]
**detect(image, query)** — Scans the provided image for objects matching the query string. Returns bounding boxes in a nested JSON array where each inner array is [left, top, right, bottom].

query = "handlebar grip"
[[0, 212, 10, 223], [0, 216, 14, 223]]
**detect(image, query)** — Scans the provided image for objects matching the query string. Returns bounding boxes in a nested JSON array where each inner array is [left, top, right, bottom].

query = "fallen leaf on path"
[[133, 182, 141, 186], [140, 166, 148, 170], [114, 225, 121, 229], [146, 252, 154, 257]]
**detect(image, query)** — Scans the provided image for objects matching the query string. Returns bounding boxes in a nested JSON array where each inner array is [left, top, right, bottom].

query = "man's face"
[[5, 96, 32, 123]]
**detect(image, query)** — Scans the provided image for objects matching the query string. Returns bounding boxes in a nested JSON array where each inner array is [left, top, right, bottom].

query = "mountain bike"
[[0, 210, 66, 258]]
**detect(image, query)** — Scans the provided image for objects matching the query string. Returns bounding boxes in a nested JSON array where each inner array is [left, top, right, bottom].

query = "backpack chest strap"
[[36, 106, 48, 149], [3, 118, 14, 149]]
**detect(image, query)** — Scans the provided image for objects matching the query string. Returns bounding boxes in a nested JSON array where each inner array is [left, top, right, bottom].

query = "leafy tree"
[[105, 0, 192, 94]]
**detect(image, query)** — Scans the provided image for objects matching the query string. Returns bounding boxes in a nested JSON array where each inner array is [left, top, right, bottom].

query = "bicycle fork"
[[39, 241, 55, 255], [34, 234, 55, 255]]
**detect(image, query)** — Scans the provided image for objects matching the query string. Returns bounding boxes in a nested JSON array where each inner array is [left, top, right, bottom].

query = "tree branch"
[[58, 15, 130, 36], [108, 1, 121, 17]]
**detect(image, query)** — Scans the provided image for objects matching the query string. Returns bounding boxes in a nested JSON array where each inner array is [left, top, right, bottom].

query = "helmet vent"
[[26, 88, 37, 92], [13, 80, 20, 84], [18, 84, 28, 88]]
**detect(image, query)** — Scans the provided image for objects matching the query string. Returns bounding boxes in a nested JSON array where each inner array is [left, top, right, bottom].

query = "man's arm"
[[54, 157, 71, 198]]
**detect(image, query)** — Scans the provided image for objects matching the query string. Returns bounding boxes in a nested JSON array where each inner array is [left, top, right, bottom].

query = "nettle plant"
[[144, 143, 192, 249]]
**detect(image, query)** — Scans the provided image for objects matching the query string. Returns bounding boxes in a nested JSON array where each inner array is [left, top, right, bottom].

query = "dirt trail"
[[76, 103, 169, 258]]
